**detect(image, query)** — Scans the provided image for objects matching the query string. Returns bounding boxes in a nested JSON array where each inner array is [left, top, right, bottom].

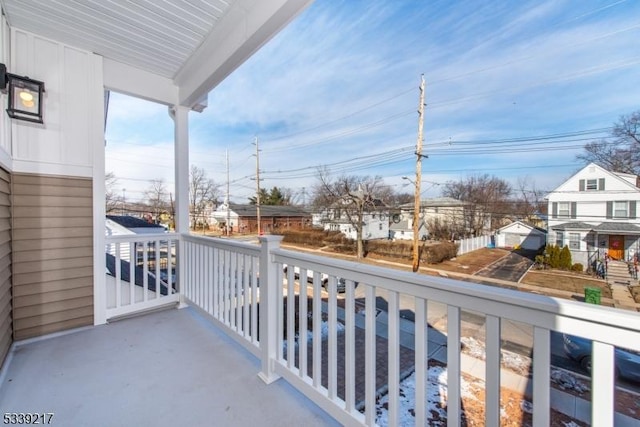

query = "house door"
[[609, 235, 624, 260]]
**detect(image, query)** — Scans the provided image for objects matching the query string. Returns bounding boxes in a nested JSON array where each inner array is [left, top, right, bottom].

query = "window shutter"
[[606, 201, 613, 219], [570, 202, 577, 219], [598, 178, 605, 191], [579, 179, 585, 191], [552, 202, 558, 218], [630, 201, 637, 219]]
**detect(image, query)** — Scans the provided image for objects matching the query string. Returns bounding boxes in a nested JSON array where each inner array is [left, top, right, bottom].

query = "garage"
[[496, 221, 547, 250]]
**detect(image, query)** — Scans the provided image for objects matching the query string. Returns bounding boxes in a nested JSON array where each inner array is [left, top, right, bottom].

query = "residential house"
[[0, 3, 636, 426], [213, 202, 311, 234], [547, 163, 640, 266], [319, 198, 390, 240], [398, 197, 491, 239], [495, 220, 546, 250], [388, 218, 428, 241]]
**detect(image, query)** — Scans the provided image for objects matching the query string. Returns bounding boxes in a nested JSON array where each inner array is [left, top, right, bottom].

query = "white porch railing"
[[456, 234, 493, 255], [110, 233, 640, 427], [105, 233, 180, 319]]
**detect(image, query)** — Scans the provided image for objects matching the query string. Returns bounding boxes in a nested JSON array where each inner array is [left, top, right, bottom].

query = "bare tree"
[[105, 172, 120, 213], [144, 179, 169, 223], [576, 110, 640, 174], [189, 165, 221, 230], [312, 168, 388, 259], [442, 174, 512, 234], [512, 177, 547, 223]]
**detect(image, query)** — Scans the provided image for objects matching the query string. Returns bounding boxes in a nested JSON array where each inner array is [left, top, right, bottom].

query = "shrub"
[[421, 241, 458, 264], [572, 263, 584, 272], [559, 245, 572, 270]]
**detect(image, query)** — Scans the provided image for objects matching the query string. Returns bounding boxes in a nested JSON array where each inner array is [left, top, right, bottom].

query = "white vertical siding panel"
[[62, 46, 91, 166]]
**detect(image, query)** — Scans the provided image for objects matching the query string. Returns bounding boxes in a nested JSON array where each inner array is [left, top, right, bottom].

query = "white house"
[[324, 212, 389, 240], [495, 220, 546, 250], [547, 163, 640, 266]]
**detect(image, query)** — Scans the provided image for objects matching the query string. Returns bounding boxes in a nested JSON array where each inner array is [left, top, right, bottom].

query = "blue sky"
[[105, 0, 640, 205]]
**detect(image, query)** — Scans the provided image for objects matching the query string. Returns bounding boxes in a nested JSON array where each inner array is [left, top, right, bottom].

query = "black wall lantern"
[[0, 63, 45, 124]]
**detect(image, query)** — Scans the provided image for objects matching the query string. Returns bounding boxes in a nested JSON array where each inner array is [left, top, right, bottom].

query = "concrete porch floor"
[[0, 307, 340, 427]]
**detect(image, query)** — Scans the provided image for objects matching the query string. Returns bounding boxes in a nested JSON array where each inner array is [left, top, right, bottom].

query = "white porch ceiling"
[[0, 0, 313, 107]]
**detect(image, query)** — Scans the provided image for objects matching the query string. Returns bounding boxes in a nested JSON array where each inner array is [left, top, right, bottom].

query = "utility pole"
[[226, 149, 231, 236], [412, 75, 426, 272], [253, 137, 262, 235]]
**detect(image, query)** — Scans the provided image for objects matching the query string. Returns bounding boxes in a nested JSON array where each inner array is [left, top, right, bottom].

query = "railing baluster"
[[364, 284, 376, 426], [345, 279, 355, 413], [142, 241, 149, 302], [532, 326, 550, 427], [328, 276, 337, 401], [243, 254, 250, 339], [115, 242, 121, 308], [299, 269, 308, 378], [592, 341, 615, 426], [447, 305, 461, 427], [388, 290, 400, 427], [485, 315, 501, 426], [129, 242, 135, 303], [251, 256, 259, 344], [286, 265, 295, 368], [312, 271, 322, 389], [155, 240, 161, 299], [414, 297, 427, 426]]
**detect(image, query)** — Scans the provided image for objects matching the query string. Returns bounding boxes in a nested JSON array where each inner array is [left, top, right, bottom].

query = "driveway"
[[474, 249, 537, 282]]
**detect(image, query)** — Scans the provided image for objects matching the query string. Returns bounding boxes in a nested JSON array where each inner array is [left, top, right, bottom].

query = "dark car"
[[562, 334, 640, 383], [283, 264, 354, 293]]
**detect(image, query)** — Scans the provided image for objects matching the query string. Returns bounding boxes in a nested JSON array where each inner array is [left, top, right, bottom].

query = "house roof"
[[592, 222, 640, 234], [546, 162, 640, 196], [497, 220, 547, 235], [399, 197, 469, 209], [228, 203, 310, 218], [550, 221, 595, 231], [107, 215, 166, 229], [1, 0, 313, 108]]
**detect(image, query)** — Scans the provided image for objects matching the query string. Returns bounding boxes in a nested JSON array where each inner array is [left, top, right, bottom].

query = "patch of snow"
[[563, 422, 581, 427], [520, 399, 533, 414], [550, 368, 589, 394], [376, 365, 480, 426]]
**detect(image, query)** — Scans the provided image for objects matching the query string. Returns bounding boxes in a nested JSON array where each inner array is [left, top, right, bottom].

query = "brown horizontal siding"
[[12, 277, 90, 297], [14, 316, 93, 341], [12, 173, 93, 340], [0, 168, 10, 365], [12, 236, 92, 252]]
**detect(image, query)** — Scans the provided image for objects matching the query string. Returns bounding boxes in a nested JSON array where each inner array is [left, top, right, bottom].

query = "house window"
[[614, 201, 628, 218], [569, 233, 580, 250], [379, 223, 383, 231], [556, 231, 564, 247], [586, 179, 597, 190], [558, 202, 570, 218]]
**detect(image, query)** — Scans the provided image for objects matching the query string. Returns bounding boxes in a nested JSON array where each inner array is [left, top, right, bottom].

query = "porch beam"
[[175, 0, 313, 108]]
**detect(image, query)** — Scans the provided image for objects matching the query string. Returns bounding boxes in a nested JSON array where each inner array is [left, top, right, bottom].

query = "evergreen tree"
[[559, 245, 572, 270]]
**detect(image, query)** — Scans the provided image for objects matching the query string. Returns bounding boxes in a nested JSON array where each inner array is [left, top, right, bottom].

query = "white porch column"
[[258, 235, 283, 384], [173, 105, 189, 307]]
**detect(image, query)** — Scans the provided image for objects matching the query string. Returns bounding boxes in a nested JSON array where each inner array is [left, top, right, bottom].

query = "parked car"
[[282, 264, 353, 293], [562, 334, 640, 383]]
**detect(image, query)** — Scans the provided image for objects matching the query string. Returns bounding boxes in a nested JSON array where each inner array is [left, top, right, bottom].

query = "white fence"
[[111, 233, 640, 426], [455, 234, 493, 256]]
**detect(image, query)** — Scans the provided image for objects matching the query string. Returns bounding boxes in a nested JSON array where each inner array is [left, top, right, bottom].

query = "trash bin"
[[584, 287, 601, 305]]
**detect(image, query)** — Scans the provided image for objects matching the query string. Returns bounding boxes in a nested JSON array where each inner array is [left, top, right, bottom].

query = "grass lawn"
[[433, 248, 510, 275], [521, 270, 611, 299]]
